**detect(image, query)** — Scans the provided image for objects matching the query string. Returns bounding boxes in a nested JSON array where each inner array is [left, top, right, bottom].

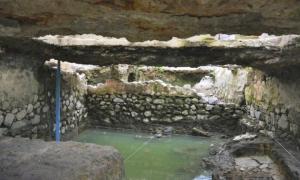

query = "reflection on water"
[[75, 129, 219, 180]]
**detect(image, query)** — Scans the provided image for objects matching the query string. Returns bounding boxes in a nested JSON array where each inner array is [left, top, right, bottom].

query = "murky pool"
[[75, 129, 220, 180]]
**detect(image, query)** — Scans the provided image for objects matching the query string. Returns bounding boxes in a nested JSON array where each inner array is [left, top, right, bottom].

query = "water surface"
[[75, 129, 219, 180]]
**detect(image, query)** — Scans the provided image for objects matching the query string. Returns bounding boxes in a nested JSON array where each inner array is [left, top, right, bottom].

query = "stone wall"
[[87, 93, 244, 135], [45, 60, 89, 139], [0, 57, 90, 140], [243, 69, 300, 145], [0, 52, 49, 138]]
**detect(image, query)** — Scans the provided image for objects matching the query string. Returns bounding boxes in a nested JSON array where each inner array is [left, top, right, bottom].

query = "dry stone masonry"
[[87, 93, 244, 135], [0, 93, 49, 138]]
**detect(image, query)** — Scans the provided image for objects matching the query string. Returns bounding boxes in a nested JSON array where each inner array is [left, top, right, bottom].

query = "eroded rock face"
[[0, 137, 124, 180], [1, 0, 300, 41]]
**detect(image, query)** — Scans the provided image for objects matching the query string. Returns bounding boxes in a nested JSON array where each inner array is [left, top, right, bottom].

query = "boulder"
[[0, 137, 124, 180]]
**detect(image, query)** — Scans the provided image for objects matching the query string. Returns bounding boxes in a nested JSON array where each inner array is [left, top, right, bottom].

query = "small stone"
[[143, 118, 149, 124], [4, 113, 15, 127], [191, 98, 198, 103], [258, 121, 265, 128], [151, 117, 158, 121], [34, 102, 40, 109], [205, 104, 214, 111], [172, 116, 183, 122], [185, 98, 191, 104], [31, 115, 40, 125], [146, 97, 152, 102], [153, 99, 164, 104], [197, 115, 208, 120], [0, 128, 8, 136], [278, 114, 288, 130], [33, 95, 39, 103], [157, 105, 163, 110], [12, 120, 28, 129], [12, 109, 18, 114], [163, 126, 174, 135], [42, 106, 49, 113], [113, 98, 124, 103], [131, 112, 138, 117], [16, 110, 27, 121], [192, 127, 210, 137], [104, 118, 111, 124], [109, 111, 115, 116], [209, 115, 220, 121], [144, 111, 152, 117], [61, 127, 66, 134], [84, 113, 88, 118], [76, 101, 81, 109], [190, 105, 196, 110], [182, 110, 189, 116], [27, 104, 34, 113]]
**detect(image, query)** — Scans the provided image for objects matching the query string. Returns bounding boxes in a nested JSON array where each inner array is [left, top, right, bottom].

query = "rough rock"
[[192, 127, 210, 137], [0, 137, 124, 180], [172, 116, 183, 122], [113, 98, 124, 103], [11, 120, 28, 130], [0, 128, 7, 136], [278, 114, 288, 130], [31, 115, 40, 125], [4, 113, 15, 127], [16, 110, 27, 121], [27, 104, 34, 113], [233, 133, 257, 141], [1, 0, 300, 41], [144, 111, 152, 117]]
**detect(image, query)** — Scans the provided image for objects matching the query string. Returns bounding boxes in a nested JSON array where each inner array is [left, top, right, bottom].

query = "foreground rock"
[[0, 137, 124, 180]]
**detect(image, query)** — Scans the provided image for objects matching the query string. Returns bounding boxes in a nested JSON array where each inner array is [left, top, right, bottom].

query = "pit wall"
[[0, 56, 89, 140], [87, 93, 244, 135], [0, 53, 49, 138], [243, 70, 300, 145], [48, 62, 249, 136]]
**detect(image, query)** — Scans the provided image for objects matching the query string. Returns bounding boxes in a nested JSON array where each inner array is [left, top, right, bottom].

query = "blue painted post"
[[55, 60, 61, 143]]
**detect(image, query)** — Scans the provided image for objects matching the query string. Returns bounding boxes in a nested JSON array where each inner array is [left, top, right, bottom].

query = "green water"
[[75, 129, 219, 180]]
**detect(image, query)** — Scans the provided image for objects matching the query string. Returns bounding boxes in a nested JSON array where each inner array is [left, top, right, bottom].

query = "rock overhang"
[[0, 34, 300, 77], [2, 0, 300, 41]]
